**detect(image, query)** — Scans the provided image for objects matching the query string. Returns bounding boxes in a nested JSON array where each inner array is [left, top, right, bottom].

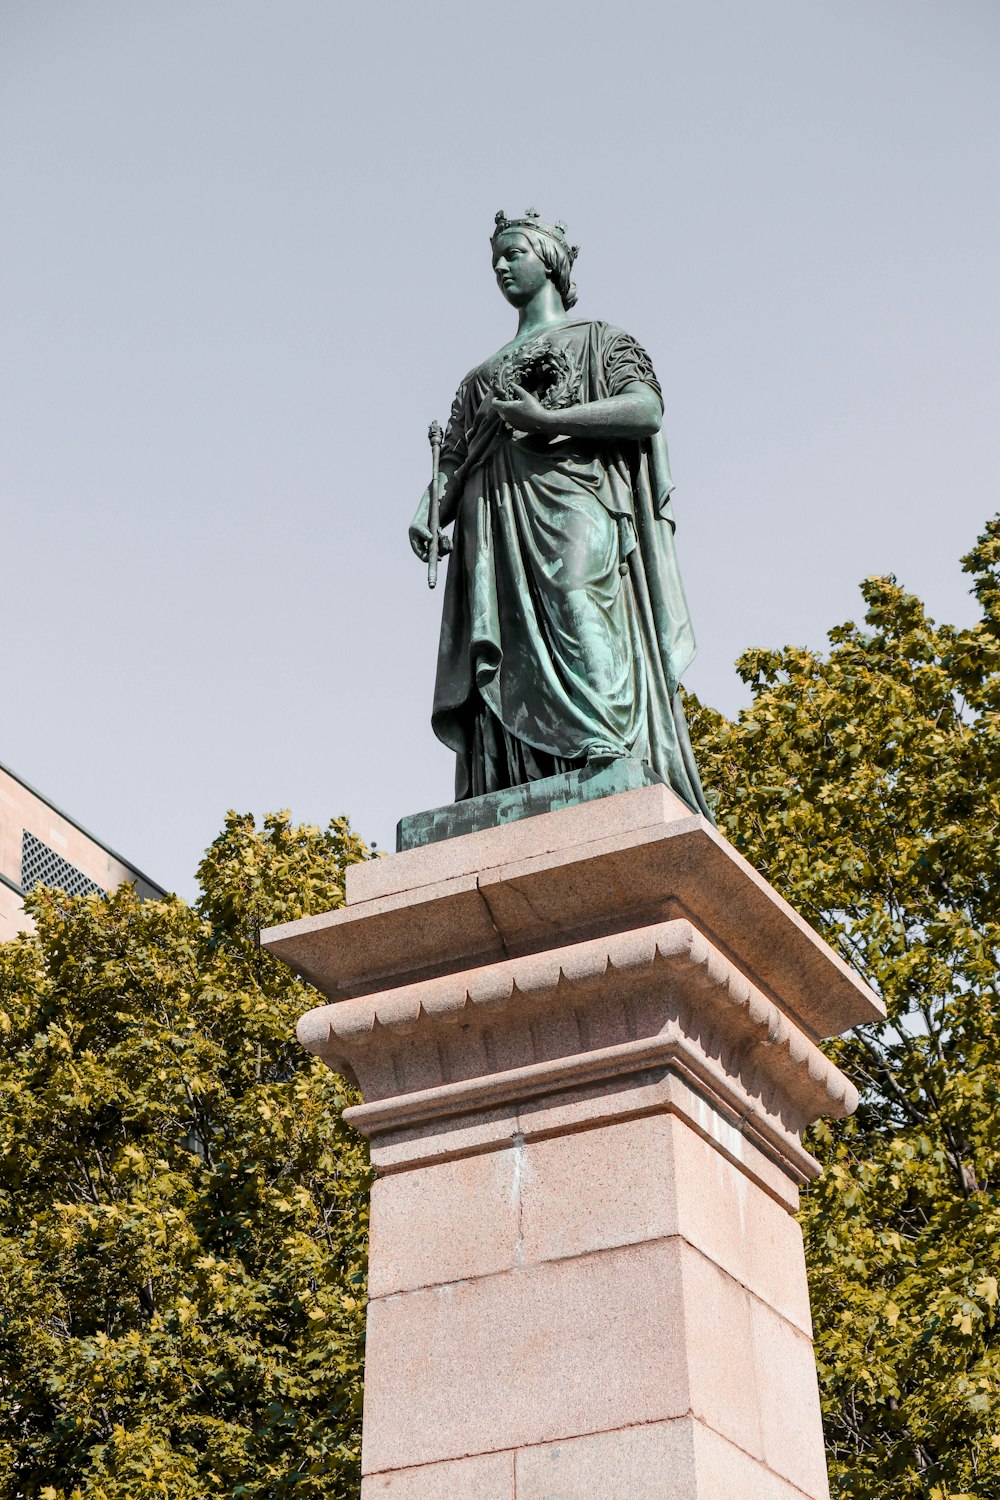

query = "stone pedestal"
[[263, 783, 883, 1500]]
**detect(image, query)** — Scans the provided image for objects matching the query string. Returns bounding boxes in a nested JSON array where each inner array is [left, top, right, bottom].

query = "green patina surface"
[[408, 209, 712, 822], [396, 760, 664, 852]]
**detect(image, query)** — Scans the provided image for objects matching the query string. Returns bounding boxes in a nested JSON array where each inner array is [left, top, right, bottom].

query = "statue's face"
[[492, 232, 549, 307]]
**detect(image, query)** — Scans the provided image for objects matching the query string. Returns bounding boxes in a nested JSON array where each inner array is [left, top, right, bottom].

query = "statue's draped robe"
[[433, 318, 712, 818]]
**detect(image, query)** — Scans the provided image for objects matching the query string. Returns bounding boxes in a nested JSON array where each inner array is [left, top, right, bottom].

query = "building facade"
[[0, 760, 164, 940]]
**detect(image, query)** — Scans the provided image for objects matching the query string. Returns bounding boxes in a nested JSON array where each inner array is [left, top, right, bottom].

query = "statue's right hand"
[[409, 518, 432, 562], [409, 522, 454, 563], [409, 484, 453, 564]]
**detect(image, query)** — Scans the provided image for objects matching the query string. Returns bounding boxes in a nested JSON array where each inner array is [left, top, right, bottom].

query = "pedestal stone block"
[[264, 782, 883, 1500]]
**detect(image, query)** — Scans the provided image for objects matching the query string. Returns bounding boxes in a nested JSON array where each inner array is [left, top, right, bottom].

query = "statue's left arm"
[[494, 325, 664, 441], [493, 380, 662, 440]]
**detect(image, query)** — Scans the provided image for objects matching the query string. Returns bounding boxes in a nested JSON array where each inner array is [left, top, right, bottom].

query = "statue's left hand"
[[492, 384, 553, 434]]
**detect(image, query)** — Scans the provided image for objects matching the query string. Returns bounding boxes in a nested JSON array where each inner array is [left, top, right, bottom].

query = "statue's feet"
[[584, 747, 641, 770]]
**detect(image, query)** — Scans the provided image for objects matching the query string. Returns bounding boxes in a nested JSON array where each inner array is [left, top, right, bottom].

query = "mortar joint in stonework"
[[476, 876, 511, 959]]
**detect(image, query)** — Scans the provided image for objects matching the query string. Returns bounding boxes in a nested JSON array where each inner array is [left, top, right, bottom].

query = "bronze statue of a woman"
[[409, 209, 711, 818]]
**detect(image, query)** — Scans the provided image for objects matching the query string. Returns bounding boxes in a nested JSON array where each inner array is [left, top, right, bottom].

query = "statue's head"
[[491, 209, 579, 311]]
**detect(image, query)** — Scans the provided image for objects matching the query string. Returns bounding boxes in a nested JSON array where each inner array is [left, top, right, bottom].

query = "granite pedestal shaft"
[[264, 783, 883, 1500]]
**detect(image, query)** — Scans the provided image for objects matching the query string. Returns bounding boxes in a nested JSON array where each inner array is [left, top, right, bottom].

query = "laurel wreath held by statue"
[[493, 338, 581, 411]]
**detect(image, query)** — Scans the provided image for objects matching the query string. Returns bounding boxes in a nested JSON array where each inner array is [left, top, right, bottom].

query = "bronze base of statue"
[[396, 759, 664, 852]]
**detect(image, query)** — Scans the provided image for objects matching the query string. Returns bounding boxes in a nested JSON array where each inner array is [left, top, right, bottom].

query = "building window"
[[20, 830, 106, 899]]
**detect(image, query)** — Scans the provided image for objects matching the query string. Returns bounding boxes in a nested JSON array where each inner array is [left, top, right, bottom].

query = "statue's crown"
[[492, 207, 579, 263]]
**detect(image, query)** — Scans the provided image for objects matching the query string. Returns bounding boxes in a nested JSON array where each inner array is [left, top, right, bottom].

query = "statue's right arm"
[[408, 458, 459, 563], [410, 375, 481, 561]]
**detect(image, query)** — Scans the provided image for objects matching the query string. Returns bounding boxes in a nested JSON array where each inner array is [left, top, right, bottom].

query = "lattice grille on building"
[[20, 830, 106, 898]]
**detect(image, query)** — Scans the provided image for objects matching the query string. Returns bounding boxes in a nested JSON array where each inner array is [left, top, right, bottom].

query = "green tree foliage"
[[687, 518, 1000, 1500], [0, 811, 372, 1500]]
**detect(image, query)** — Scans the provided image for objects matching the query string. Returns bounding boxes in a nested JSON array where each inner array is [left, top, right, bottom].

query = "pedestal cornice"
[[264, 786, 882, 1199], [297, 917, 856, 1187]]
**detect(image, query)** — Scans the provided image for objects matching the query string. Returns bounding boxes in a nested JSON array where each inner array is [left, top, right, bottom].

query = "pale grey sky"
[[2, 0, 997, 896]]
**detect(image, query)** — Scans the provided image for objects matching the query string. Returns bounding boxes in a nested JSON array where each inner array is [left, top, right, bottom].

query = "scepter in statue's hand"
[[427, 420, 443, 590]]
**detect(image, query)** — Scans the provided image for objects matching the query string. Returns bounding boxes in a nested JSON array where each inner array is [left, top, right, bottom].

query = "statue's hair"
[[520, 228, 578, 311]]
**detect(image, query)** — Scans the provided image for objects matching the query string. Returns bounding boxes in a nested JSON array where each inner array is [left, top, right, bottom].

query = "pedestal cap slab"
[[263, 783, 883, 1041]]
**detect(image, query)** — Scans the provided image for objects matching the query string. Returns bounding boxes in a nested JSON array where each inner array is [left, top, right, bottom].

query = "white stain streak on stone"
[[511, 1132, 527, 1265], [693, 1095, 745, 1160]]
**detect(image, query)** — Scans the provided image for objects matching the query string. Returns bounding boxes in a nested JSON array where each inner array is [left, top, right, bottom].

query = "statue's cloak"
[[432, 318, 711, 817]]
